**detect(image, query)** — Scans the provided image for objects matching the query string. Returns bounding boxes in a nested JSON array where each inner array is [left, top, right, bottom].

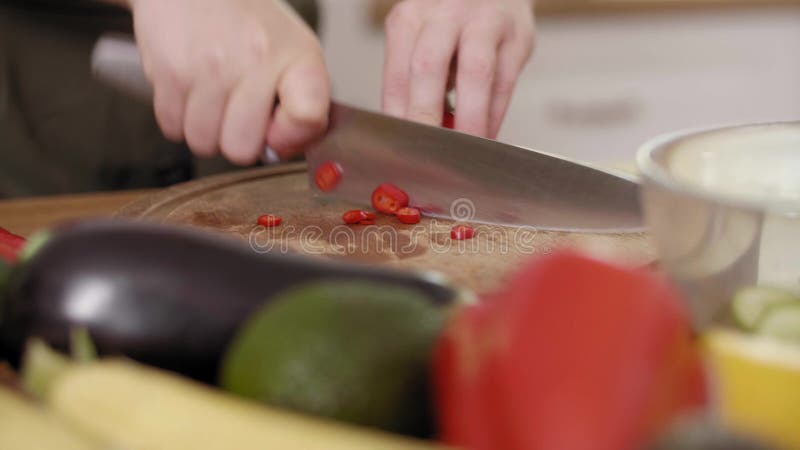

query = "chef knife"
[[92, 34, 643, 232]]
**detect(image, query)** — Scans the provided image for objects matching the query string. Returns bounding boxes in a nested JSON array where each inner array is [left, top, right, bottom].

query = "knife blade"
[[307, 104, 643, 232], [91, 34, 643, 232]]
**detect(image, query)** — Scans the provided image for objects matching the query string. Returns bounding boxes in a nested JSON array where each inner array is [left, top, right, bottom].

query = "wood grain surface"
[[0, 190, 152, 237], [116, 162, 655, 293]]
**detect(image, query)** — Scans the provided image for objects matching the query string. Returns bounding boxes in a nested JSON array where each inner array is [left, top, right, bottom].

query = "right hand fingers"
[[152, 76, 187, 143], [183, 76, 228, 158], [150, 50, 328, 166], [267, 56, 331, 160], [135, 0, 328, 166], [150, 43, 256, 162], [219, 66, 277, 166]]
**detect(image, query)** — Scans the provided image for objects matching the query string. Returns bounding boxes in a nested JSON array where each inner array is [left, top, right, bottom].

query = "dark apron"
[[0, 0, 318, 199]]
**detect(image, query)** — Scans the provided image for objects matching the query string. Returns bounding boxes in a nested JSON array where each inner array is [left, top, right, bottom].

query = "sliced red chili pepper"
[[363, 211, 377, 220], [342, 210, 369, 225], [0, 241, 19, 264], [451, 224, 475, 240], [371, 183, 409, 215], [396, 207, 421, 224], [257, 214, 283, 227], [0, 227, 25, 250], [442, 111, 455, 129], [358, 220, 375, 226], [314, 161, 343, 192]]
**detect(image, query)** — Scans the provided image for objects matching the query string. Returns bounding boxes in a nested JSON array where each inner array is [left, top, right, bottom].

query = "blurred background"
[[324, 0, 800, 165]]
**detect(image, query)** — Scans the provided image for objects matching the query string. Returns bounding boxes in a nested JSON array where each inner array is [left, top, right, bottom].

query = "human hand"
[[127, 0, 330, 165], [382, 0, 535, 139]]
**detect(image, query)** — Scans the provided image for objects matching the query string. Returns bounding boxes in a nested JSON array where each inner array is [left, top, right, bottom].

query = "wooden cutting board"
[[116, 162, 655, 293]]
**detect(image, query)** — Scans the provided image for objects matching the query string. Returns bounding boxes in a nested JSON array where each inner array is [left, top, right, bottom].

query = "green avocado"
[[220, 280, 448, 438]]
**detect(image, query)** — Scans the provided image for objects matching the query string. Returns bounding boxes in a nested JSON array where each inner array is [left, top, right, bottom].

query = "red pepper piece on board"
[[256, 215, 282, 227], [450, 225, 474, 240], [396, 207, 421, 225], [342, 210, 370, 225], [371, 183, 409, 215]]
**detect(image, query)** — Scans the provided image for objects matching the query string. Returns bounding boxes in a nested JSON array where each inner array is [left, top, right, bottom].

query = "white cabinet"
[[500, 6, 800, 163]]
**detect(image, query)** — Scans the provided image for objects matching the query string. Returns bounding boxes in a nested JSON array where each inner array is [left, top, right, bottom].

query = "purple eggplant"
[[0, 220, 455, 383]]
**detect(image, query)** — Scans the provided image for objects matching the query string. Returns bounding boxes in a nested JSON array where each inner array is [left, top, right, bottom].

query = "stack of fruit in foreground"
[[1, 223, 796, 449]]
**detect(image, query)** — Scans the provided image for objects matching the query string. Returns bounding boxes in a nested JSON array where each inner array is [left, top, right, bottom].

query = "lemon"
[[704, 329, 800, 449]]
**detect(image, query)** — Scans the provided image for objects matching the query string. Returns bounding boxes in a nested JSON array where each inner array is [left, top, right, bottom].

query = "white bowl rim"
[[636, 121, 800, 216]]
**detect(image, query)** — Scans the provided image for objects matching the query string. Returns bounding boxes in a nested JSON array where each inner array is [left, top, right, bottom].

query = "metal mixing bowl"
[[637, 122, 800, 328]]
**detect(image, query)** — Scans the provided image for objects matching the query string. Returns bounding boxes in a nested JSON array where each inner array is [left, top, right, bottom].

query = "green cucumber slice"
[[756, 303, 800, 344], [732, 286, 800, 331]]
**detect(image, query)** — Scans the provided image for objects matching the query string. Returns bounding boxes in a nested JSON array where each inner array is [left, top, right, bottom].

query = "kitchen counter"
[[0, 190, 152, 237]]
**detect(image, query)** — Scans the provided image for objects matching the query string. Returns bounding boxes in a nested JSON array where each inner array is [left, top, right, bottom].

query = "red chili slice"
[[342, 210, 369, 225], [314, 161, 343, 192], [396, 207, 421, 225], [442, 111, 455, 129], [371, 183, 409, 215], [0, 227, 25, 250], [0, 242, 19, 264], [257, 214, 283, 227], [358, 220, 375, 226], [451, 224, 475, 240]]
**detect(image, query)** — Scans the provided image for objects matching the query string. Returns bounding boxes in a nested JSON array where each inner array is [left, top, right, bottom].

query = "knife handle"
[[91, 33, 153, 102], [91, 33, 281, 165]]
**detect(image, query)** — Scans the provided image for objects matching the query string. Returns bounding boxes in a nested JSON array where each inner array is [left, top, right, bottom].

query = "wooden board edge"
[[114, 162, 309, 219]]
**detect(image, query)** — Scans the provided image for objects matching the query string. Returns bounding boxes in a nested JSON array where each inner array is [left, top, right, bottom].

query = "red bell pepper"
[[434, 252, 706, 450]]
